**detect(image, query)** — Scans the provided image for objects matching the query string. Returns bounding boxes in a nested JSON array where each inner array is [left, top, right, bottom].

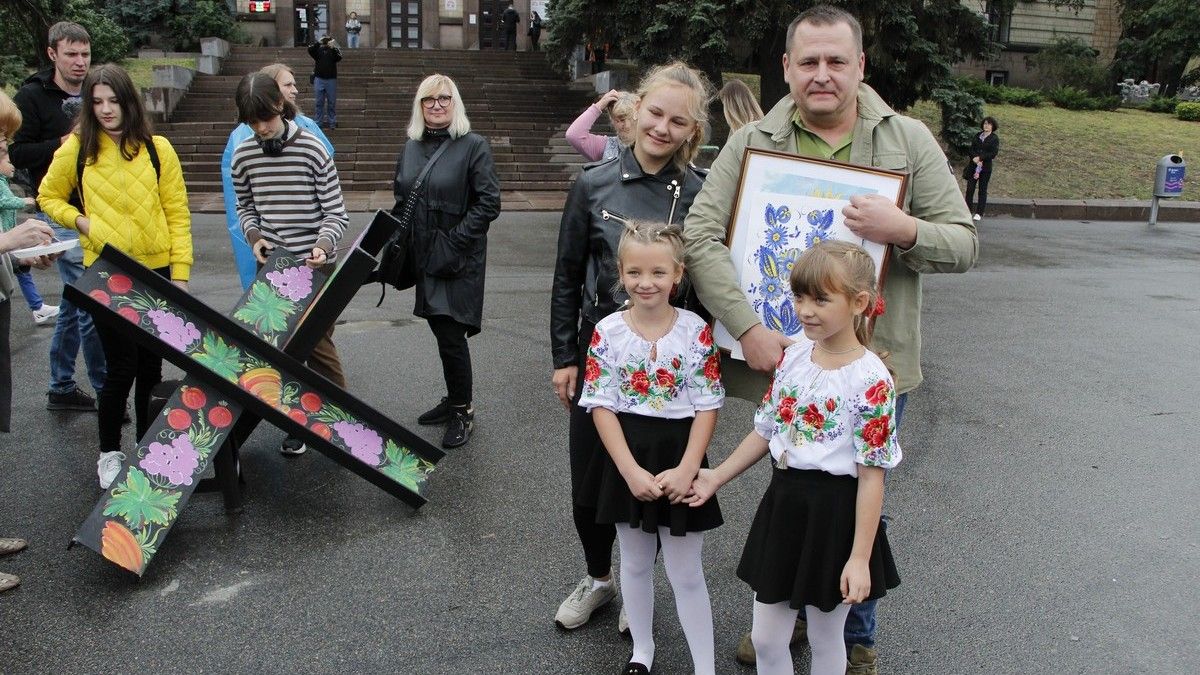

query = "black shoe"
[[441, 405, 474, 449], [622, 663, 650, 674], [280, 437, 307, 456], [417, 397, 453, 425], [47, 389, 97, 411]]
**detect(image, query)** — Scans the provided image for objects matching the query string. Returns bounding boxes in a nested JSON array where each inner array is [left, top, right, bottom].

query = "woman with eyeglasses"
[[392, 74, 500, 449]]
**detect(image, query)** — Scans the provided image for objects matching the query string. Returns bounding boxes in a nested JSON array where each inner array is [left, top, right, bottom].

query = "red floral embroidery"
[[865, 380, 890, 406], [698, 325, 713, 347], [802, 403, 825, 428], [703, 354, 721, 382], [630, 369, 650, 395], [825, 397, 836, 412], [590, 330, 602, 348], [655, 368, 675, 388], [584, 356, 601, 383], [762, 377, 775, 405], [778, 396, 797, 424], [861, 415, 890, 448], [671, 356, 681, 369]]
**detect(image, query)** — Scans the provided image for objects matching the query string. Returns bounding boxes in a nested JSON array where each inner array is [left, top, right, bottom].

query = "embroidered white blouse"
[[579, 309, 724, 418], [754, 339, 902, 476]]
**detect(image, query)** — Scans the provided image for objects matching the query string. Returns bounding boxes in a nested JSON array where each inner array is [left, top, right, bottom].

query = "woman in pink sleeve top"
[[565, 89, 638, 161]]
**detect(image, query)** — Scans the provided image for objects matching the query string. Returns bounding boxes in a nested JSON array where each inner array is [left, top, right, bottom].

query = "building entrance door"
[[389, 0, 422, 49], [294, 2, 330, 45], [479, 0, 504, 49]]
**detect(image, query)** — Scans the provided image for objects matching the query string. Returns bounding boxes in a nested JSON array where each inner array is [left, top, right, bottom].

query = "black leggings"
[[965, 167, 992, 216], [426, 315, 473, 406], [94, 266, 169, 452], [569, 321, 616, 578]]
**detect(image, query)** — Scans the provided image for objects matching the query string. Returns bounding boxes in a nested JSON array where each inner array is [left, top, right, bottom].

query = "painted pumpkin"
[[100, 520, 143, 573]]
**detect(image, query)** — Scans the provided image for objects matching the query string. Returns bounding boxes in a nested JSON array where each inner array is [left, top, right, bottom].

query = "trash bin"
[[1153, 154, 1185, 198]]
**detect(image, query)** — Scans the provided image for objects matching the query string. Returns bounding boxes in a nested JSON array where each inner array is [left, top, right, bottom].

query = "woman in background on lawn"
[[962, 116, 999, 222]]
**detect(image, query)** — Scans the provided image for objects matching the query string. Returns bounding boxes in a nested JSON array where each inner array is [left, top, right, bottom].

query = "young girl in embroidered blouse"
[[686, 240, 902, 675], [578, 220, 723, 675]]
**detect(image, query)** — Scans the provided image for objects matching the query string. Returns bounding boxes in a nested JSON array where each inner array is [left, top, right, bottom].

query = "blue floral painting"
[[746, 202, 839, 339]]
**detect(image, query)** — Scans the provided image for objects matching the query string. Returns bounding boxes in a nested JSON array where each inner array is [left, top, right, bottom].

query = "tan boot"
[[734, 619, 808, 666], [0, 571, 19, 592], [846, 643, 878, 675]]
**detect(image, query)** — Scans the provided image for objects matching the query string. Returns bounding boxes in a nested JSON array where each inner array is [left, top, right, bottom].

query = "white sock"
[[804, 604, 851, 675], [616, 525, 658, 668], [592, 577, 613, 590], [659, 529, 715, 675], [752, 597, 799, 675]]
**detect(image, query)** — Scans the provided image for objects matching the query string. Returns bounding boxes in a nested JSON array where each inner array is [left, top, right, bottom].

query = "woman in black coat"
[[962, 116, 1000, 221], [392, 74, 501, 449]]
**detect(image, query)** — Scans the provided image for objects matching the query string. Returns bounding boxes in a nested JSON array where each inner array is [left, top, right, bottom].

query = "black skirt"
[[579, 412, 723, 537], [737, 467, 900, 613]]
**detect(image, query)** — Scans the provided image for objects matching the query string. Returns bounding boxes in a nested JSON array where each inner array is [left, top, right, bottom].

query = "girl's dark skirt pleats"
[[737, 467, 899, 612], [579, 412, 723, 537]]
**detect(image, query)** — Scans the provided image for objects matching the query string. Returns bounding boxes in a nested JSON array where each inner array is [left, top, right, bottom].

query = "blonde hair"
[[634, 61, 715, 171], [259, 63, 294, 81], [0, 91, 22, 140], [719, 79, 764, 132], [616, 219, 685, 270], [790, 240, 879, 347], [407, 74, 472, 141]]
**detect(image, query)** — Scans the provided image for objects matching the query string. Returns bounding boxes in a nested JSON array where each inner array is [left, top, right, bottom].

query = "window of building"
[[986, 1, 1013, 45]]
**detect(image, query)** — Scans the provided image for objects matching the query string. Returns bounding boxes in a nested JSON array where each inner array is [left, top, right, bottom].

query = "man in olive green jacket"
[[682, 4, 977, 672]]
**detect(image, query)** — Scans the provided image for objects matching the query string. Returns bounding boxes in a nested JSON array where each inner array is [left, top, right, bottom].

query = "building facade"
[[955, 0, 1122, 87], [236, 0, 547, 50]]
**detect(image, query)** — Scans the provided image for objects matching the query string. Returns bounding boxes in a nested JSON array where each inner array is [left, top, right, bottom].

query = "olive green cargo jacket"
[[683, 84, 978, 394]]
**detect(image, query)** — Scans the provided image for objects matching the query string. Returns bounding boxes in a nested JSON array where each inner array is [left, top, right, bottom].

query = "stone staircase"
[[158, 46, 607, 210]]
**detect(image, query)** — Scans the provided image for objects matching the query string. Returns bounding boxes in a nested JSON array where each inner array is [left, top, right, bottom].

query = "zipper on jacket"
[[666, 180, 681, 224], [601, 209, 630, 225]]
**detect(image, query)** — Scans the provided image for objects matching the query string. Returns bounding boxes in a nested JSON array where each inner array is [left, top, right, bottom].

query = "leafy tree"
[[0, 0, 128, 67], [1111, 0, 1200, 95], [101, 0, 173, 50], [163, 0, 244, 52], [1030, 37, 1109, 95]]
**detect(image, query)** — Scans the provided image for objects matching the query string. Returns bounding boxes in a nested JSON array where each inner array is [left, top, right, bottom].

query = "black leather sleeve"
[[447, 136, 501, 249], [550, 173, 593, 369]]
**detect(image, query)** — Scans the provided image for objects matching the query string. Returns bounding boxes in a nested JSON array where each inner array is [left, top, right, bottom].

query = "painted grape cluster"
[[266, 265, 315, 302]]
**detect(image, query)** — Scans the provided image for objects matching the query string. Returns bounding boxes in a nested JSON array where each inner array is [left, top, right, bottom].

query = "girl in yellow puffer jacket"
[[37, 63, 193, 489]]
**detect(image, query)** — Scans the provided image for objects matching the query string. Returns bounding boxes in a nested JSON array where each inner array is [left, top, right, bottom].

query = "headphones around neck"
[[257, 119, 290, 156]]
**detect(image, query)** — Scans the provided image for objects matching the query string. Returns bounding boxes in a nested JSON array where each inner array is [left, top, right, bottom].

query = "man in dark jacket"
[[501, 3, 519, 51], [11, 21, 107, 415], [308, 36, 342, 129]]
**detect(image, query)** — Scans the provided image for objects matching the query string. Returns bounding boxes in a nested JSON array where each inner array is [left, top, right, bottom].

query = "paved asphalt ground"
[[1, 212, 1197, 674]]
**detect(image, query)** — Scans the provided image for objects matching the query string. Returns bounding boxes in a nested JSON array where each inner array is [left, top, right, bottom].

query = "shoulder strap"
[[146, 137, 161, 180], [395, 138, 452, 227]]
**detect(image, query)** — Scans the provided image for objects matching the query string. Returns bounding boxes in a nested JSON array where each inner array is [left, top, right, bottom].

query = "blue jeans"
[[15, 269, 44, 311], [42, 217, 106, 395], [347, 33, 360, 48], [844, 391, 907, 650], [314, 77, 337, 127]]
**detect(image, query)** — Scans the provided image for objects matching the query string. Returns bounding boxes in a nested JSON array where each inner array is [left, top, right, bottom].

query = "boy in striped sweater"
[[230, 72, 350, 457]]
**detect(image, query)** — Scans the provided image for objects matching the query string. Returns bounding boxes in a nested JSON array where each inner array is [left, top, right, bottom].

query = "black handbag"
[[372, 138, 451, 305]]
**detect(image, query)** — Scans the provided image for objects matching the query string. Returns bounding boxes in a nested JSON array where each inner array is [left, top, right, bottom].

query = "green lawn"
[[908, 100, 1200, 200]]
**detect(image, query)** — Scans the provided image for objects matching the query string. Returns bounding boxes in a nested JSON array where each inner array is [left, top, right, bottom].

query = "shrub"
[[1178, 102, 1200, 122], [1047, 86, 1120, 111], [998, 86, 1044, 107], [0, 55, 26, 90], [165, 0, 245, 52], [65, 0, 130, 63], [1030, 37, 1110, 96], [931, 81, 984, 156], [1144, 96, 1179, 114]]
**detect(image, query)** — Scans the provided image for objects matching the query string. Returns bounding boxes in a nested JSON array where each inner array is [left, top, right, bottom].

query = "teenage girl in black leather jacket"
[[548, 61, 716, 632]]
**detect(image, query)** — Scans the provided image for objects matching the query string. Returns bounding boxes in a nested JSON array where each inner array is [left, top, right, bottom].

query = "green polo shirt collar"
[[792, 111, 853, 161]]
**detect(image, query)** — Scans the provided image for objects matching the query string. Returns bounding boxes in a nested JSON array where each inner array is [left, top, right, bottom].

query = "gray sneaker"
[[97, 451, 126, 490], [555, 575, 617, 630]]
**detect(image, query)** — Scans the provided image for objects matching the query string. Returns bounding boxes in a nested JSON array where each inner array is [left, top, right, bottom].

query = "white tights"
[[752, 598, 851, 675], [616, 525, 714, 675]]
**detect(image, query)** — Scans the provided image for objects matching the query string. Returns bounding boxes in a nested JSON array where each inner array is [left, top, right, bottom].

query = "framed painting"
[[715, 148, 908, 359]]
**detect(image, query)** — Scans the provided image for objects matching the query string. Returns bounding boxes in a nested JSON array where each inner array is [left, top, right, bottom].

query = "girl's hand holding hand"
[[683, 468, 720, 507], [551, 366, 578, 410], [622, 466, 663, 502], [840, 558, 871, 604], [653, 466, 695, 504]]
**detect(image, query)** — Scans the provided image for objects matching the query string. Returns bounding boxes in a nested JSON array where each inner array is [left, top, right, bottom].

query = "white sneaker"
[[555, 575, 617, 630], [972, 213, 982, 221], [97, 451, 126, 490], [32, 304, 59, 325], [618, 604, 630, 636]]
